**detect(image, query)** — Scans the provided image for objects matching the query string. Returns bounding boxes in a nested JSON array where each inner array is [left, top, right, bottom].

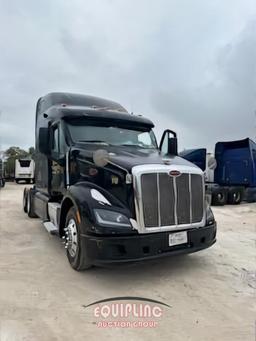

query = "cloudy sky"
[[1, 0, 256, 152]]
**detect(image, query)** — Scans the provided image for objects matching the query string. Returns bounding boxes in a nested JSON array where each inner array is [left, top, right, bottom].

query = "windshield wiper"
[[78, 140, 109, 145]]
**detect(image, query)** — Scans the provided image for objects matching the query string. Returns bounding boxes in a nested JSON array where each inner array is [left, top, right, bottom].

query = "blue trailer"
[[179, 148, 207, 171], [180, 138, 256, 205]]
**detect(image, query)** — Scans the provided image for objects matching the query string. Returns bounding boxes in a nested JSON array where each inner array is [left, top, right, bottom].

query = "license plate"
[[169, 231, 188, 246]]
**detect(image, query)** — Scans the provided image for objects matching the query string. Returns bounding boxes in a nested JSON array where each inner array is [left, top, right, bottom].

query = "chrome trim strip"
[[173, 177, 178, 225], [189, 173, 192, 224], [132, 174, 144, 233], [202, 173, 206, 220], [66, 151, 70, 188], [157, 173, 161, 227]]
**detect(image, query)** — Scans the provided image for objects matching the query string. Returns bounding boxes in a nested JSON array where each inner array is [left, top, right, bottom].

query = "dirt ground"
[[0, 182, 255, 341]]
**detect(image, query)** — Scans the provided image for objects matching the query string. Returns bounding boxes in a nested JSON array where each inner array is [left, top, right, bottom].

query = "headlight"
[[90, 189, 111, 206], [206, 204, 215, 225], [94, 209, 131, 227]]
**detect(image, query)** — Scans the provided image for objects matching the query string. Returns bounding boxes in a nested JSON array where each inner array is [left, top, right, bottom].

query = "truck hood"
[[72, 144, 200, 172]]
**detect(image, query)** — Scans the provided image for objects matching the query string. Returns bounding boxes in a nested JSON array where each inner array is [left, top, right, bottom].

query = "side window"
[[52, 127, 59, 154]]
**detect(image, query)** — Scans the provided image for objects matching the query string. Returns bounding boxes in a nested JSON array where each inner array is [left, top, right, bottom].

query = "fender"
[[59, 181, 133, 236]]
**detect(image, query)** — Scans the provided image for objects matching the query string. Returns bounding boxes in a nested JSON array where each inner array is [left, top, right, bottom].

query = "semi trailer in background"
[[23, 92, 216, 270], [180, 138, 256, 205], [15, 158, 35, 183]]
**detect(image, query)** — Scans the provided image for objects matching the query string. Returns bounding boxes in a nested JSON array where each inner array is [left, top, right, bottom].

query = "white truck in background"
[[15, 159, 35, 184]]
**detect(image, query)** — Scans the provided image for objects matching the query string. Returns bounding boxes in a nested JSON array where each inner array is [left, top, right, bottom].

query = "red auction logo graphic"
[[83, 296, 171, 328]]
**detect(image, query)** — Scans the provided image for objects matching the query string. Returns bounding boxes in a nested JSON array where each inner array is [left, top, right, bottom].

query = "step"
[[43, 221, 58, 235]]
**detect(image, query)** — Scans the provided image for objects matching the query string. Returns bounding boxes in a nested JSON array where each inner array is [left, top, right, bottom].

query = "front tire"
[[27, 190, 38, 218], [23, 188, 28, 213], [65, 207, 92, 271]]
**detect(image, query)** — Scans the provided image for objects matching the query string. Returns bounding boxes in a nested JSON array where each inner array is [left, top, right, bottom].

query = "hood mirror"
[[93, 149, 132, 184], [93, 149, 109, 167]]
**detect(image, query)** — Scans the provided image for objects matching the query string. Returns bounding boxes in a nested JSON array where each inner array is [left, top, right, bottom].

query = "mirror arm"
[[167, 130, 177, 138], [160, 129, 177, 148], [159, 132, 166, 150]]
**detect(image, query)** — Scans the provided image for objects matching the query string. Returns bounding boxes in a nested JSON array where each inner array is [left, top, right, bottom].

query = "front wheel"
[[27, 190, 38, 218], [64, 207, 92, 271], [23, 188, 28, 213]]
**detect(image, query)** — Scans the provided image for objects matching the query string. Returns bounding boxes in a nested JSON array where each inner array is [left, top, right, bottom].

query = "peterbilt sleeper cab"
[[23, 92, 216, 270]]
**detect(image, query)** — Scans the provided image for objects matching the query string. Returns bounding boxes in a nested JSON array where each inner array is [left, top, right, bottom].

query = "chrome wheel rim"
[[65, 218, 78, 257]]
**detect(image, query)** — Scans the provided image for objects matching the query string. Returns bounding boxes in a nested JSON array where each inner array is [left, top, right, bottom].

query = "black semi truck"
[[23, 92, 216, 270]]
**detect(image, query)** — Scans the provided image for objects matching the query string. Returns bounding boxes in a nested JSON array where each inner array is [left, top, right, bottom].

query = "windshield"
[[19, 160, 31, 167], [66, 123, 158, 149]]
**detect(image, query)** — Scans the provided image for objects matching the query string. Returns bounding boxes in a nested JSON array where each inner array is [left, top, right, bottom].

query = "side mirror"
[[168, 136, 178, 155], [160, 130, 178, 155], [38, 127, 50, 155]]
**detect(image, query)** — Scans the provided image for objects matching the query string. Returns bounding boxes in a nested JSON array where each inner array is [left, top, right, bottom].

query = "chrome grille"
[[138, 171, 204, 230]]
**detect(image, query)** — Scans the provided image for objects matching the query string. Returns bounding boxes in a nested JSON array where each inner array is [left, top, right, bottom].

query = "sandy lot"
[[0, 182, 255, 341]]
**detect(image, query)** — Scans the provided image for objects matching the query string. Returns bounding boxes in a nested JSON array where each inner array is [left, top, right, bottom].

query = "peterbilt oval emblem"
[[169, 170, 181, 177]]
